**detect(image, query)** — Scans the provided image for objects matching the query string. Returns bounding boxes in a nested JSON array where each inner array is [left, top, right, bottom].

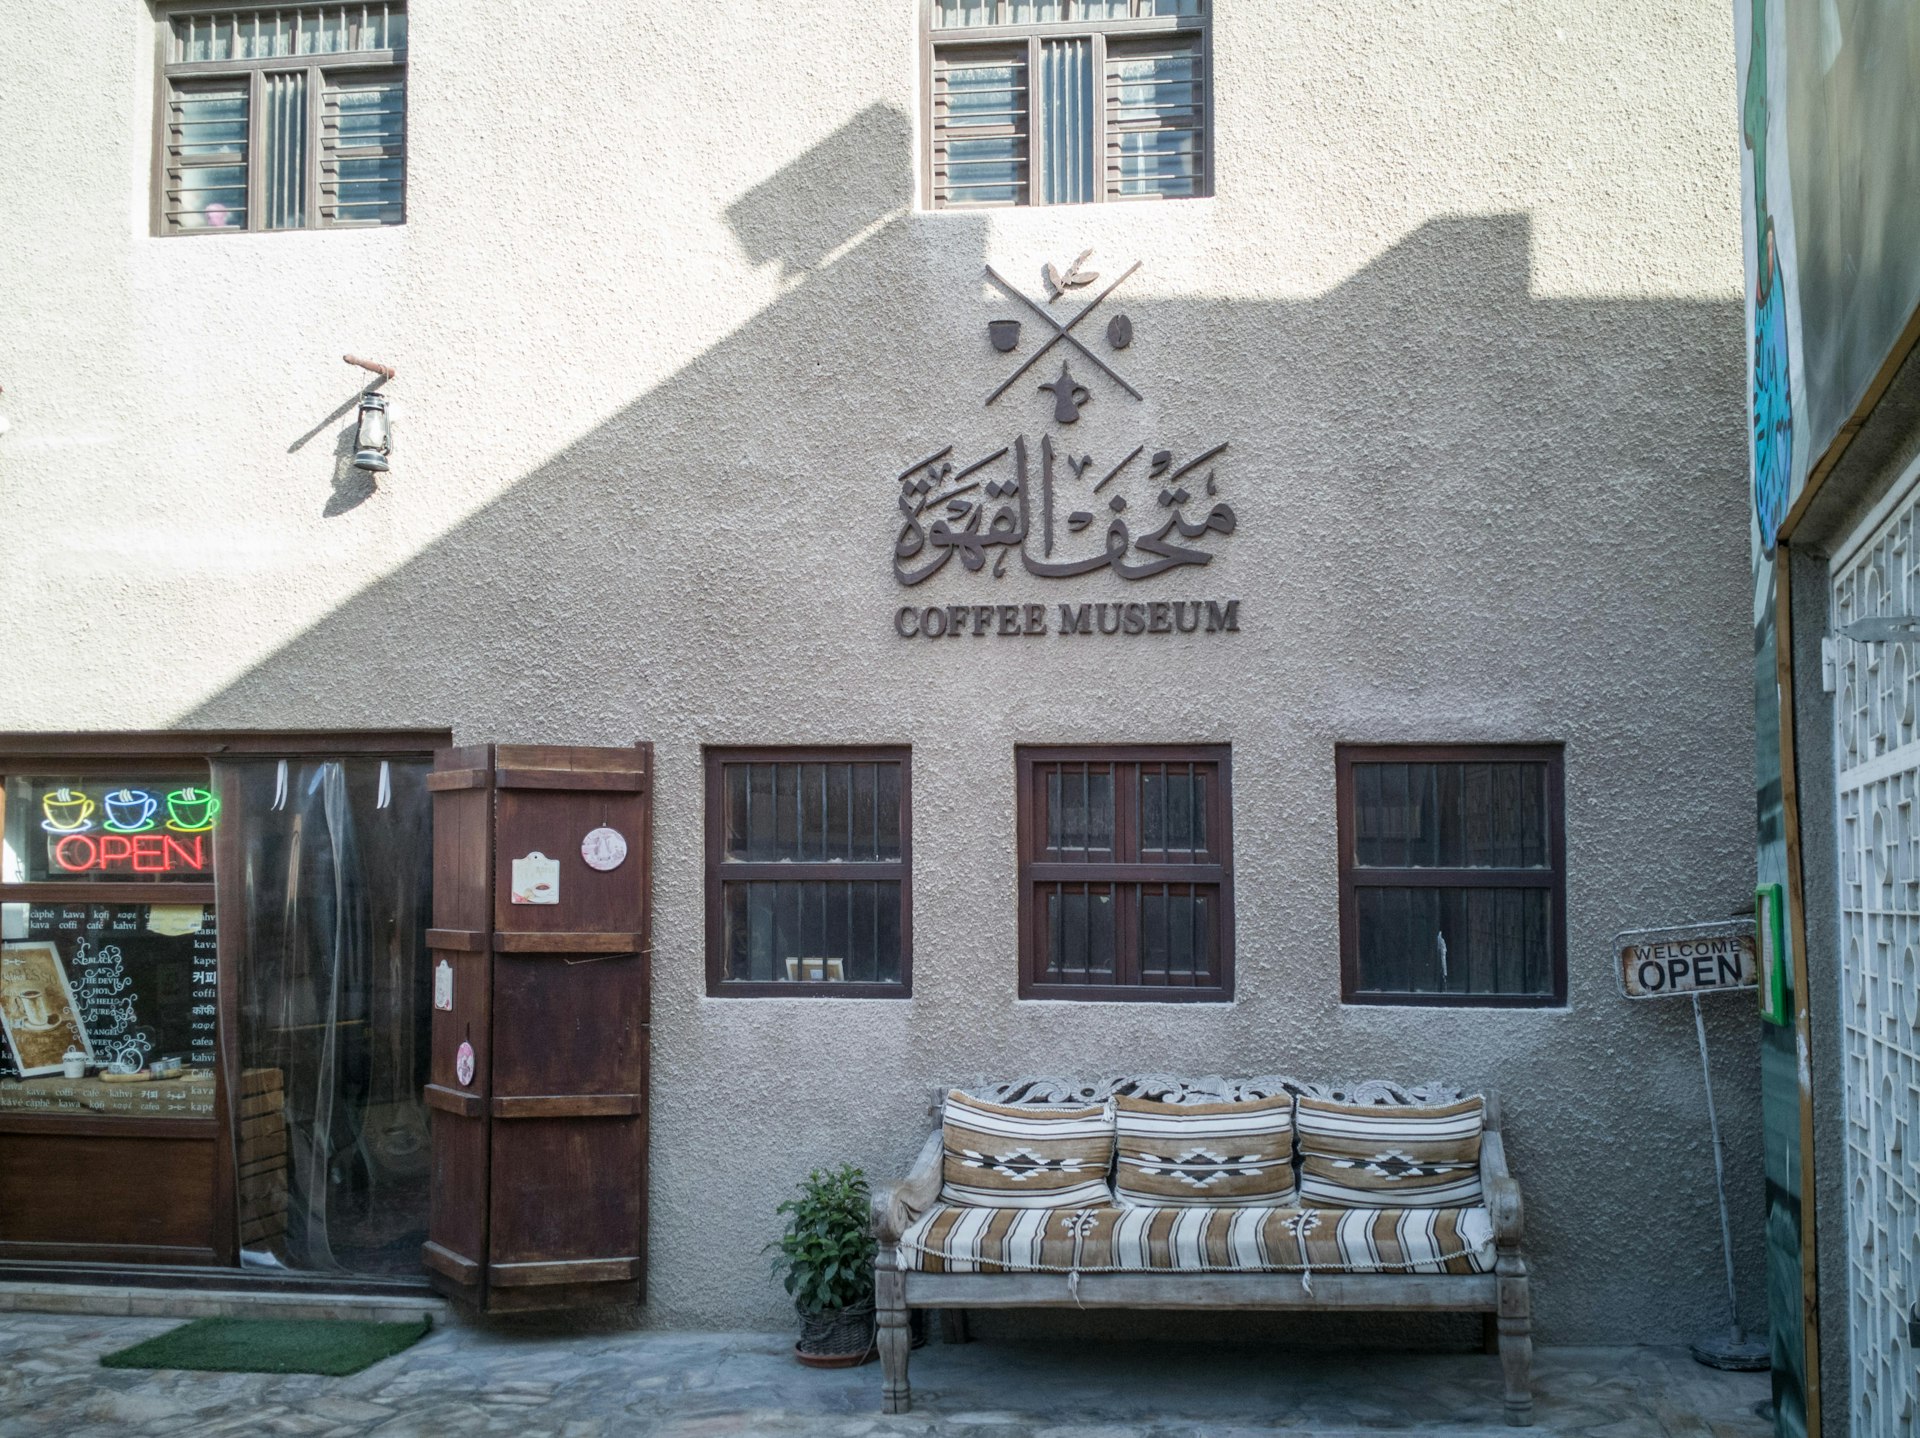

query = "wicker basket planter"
[[794, 1301, 876, 1368]]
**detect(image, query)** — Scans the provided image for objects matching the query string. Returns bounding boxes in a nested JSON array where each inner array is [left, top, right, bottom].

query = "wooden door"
[[423, 744, 652, 1312]]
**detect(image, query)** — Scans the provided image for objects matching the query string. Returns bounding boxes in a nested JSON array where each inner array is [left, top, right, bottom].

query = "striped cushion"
[[1295, 1096, 1485, 1209], [1113, 1094, 1297, 1208], [897, 1203, 1493, 1275], [939, 1091, 1115, 1210]]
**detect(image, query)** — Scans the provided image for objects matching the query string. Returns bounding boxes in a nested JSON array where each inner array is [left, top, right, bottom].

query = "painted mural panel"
[[1738, 3, 1811, 1434], [1783, 0, 1920, 464], [1740, 4, 1920, 1433]]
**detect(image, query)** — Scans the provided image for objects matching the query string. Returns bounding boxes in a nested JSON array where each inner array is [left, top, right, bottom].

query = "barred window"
[[704, 748, 913, 998], [927, 0, 1210, 207], [157, 5, 407, 234], [1017, 746, 1232, 1000], [1337, 745, 1567, 1007]]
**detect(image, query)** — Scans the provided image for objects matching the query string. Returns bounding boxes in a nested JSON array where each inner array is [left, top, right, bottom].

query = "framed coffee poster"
[[0, 939, 92, 1076]]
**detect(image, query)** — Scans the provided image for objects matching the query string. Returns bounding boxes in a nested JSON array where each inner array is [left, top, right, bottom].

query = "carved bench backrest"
[[939, 1074, 1483, 1117]]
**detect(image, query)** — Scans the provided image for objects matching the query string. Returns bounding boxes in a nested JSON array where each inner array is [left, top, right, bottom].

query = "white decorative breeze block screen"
[[1831, 493, 1920, 1438]]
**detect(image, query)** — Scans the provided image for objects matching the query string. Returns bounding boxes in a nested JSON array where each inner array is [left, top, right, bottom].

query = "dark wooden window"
[[156, 4, 407, 235], [1337, 744, 1566, 1008], [925, 1, 1210, 208], [1017, 745, 1231, 1001], [704, 748, 912, 998]]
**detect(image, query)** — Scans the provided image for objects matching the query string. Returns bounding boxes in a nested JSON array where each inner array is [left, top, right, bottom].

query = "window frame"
[[150, 2, 408, 237], [1335, 742, 1568, 1010], [920, 0, 1213, 210], [1016, 743, 1233, 1003], [702, 745, 914, 1000]]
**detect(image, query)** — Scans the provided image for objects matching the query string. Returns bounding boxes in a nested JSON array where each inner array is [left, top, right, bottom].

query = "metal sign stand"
[[1612, 919, 1769, 1372], [1687, 991, 1769, 1371]]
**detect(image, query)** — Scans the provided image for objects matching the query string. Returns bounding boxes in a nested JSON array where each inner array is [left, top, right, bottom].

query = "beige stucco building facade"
[[0, 1, 1757, 1342]]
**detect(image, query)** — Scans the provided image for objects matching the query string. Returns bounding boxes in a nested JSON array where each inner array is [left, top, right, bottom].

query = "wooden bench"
[[871, 1075, 1532, 1426]]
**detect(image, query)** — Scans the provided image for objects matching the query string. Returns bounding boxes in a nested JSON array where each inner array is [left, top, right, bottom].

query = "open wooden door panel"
[[423, 743, 651, 1313]]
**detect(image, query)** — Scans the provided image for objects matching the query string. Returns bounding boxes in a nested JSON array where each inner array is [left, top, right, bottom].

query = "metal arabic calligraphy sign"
[[889, 253, 1240, 636]]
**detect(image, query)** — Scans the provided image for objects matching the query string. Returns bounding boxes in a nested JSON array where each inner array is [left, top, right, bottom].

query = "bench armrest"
[[1480, 1126, 1524, 1248], [873, 1129, 944, 1246]]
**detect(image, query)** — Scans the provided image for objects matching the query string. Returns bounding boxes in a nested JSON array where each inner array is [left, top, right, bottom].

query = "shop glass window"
[[1337, 745, 1567, 1007], [0, 771, 220, 1119], [705, 748, 912, 997], [216, 756, 434, 1273], [159, 4, 407, 234], [0, 742, 437, 1279], [1017, 745, 1232, 1000], [927, 0, 1210, 207]]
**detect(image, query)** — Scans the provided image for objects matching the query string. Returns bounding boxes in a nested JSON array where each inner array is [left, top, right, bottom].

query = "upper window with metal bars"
[[158, 5, 407, 235], [925, 0, 1209, 207]]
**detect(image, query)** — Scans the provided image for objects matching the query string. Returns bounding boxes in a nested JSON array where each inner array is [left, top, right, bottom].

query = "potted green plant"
[[769, 1164, 877, 1367]]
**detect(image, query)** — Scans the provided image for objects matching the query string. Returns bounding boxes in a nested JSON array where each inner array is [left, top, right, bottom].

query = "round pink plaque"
[[581, 826, 628, 872], [455, 1040, 475, 1087]]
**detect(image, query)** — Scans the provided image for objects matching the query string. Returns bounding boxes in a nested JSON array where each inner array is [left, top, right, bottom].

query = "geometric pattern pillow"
[[1113, 1093, 1298, 1207], [1295, 1095, 1484, 1209], [939, 1091, 1115, 1210]]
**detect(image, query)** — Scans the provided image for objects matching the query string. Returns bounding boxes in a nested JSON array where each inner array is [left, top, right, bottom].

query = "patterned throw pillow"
[[1295, 1095, 1485, 1208], [1113, 1094, 1298, 1208], [939, 1091, 1115, 1209]]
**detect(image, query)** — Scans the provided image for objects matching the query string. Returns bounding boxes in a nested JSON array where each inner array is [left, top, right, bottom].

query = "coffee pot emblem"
[[1039, 360, 1091, 425]]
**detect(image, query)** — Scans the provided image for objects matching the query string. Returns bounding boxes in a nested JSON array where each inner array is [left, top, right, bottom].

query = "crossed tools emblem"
[[983, 258, 1143, 410]]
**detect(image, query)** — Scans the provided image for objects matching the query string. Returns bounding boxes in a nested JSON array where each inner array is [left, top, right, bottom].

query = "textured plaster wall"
[[0, 2, 1755, 1342]]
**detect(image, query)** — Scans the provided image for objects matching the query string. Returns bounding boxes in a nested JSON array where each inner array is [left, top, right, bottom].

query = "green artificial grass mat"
[[100, 1315, 431, 1376]]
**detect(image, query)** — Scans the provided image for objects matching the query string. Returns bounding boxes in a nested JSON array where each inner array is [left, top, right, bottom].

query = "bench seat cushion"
[[897, 1203, 1494, 1276], [939, 1091, 1116, 1209], [1113, 1093, 1297, 1208], [1295, 1095, 1485, 1209]]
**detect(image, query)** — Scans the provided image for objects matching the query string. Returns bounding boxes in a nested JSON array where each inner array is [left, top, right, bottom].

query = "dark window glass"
[[927, 1, 1208, 208], [160, 5, 407, 235], [1020, 746, 1231, 1000], [1339, 746, 1565, 1007], [706, 749, 911, 997], [3, 776, 219, 886]]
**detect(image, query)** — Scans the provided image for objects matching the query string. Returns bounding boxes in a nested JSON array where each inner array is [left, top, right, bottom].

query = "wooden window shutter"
[[1103, 33, 1208, 201], [423, 744, 653, 1312], [932, 45, 1030, 208], [320, 68, 406, 227], [165, 79, 252, 232]]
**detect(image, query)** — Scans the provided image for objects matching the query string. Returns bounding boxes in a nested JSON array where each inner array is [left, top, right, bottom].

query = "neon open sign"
[[52, 832, 209, 874], [32, 784, 219, 876]]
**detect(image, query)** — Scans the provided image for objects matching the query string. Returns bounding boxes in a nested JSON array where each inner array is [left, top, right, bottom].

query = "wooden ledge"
[[491, 932, 643, 954], [491, 1093, 643, 1119], [423, 1085, 484, 1117], [488, 1257, 638, 1287], [422, 1241, 481, 1283], [495, 767, 647, 792]]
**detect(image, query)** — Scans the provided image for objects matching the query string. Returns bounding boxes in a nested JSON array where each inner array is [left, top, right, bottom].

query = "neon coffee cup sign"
[[37, 785, 218, 875]]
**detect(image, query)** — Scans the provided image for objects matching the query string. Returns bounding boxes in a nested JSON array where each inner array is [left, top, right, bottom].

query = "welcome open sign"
[[1615, 920, 1758, 1000]]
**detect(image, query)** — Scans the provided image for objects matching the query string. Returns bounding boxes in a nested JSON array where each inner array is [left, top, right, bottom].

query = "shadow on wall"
[[725, 103, 915, 276], [287, 375, 388, 517], [179, 100, 1744, 730], [174, 101, 1751, 1339]]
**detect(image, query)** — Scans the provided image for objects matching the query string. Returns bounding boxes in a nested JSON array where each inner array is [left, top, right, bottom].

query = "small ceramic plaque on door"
[[434, 959, 454, 1011], [581, 826, 628, 872], [510, 851, 560, 905]]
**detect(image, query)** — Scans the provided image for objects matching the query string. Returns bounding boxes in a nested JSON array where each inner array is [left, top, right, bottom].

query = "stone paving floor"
[[0, 1311, 1771, 1438]]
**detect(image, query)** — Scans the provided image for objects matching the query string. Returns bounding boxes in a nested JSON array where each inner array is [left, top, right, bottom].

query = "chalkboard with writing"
[[0, 904, 216, 1079]]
